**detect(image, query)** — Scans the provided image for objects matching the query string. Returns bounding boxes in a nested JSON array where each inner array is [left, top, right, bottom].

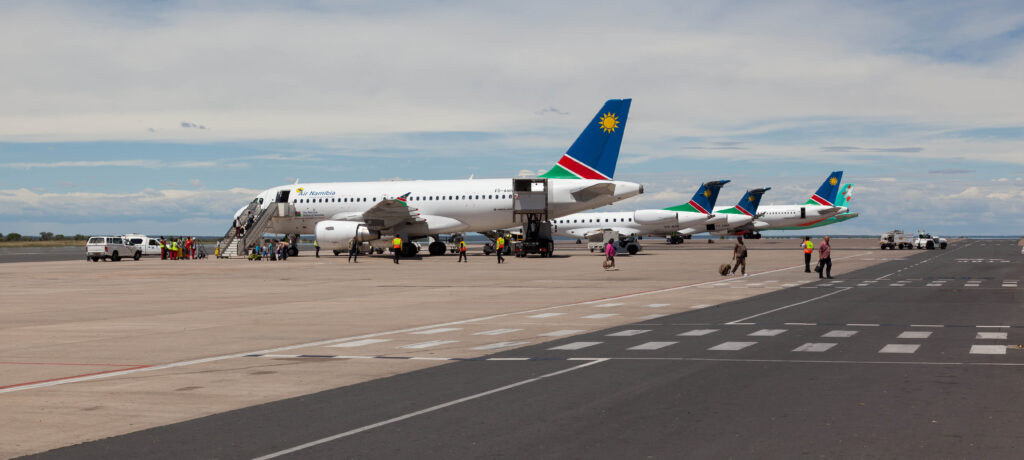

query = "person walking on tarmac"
[[457, 239, 468, 263], [348, 238, 359, 263], [314, 239, 320, 258], [392, 235, 403, 264], [160, 238, 167, 260], [731, 236, 747, 276], [495, 235, 506, 264], [802, 236, 814, 273], [816, 235, 833, 279], [604, 239, 616, 270]]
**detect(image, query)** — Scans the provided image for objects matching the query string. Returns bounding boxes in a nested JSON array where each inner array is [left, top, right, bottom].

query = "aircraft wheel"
[[401, 242, 418, 257], [288, 246, 299, 257]]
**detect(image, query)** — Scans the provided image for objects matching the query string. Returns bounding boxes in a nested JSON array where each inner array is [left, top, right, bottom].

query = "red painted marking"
[[687, 200, 709, 215], [0, 364, 149, 390], [734, 205, 753, 217], [556, 155, 610, 180], [810, 195, 832, 206]]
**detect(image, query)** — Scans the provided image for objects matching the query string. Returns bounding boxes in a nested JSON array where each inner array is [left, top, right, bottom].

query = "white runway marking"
[[471, 341, 530, 351], [583, 313, 618, 319], [879, 344, 920, 354], [400, 340, 458, 349], [411, 327, 462, 335], [596, 302, 624, 308], [688, 304, 711, 309], [848, 323, 880, 327], [897, 331, 933, 339], [910, 324, 943, 328], [749, 329, 787, 337], [709, 341, 757, 351], [539, 329, 585, 337], [970, 345, 1007, 355], [606, 329, 651, 337], [784, 322, 816, 326], [474, 329, 522, 336], [977, 332, 1008, 340], [251, 358, 608, 460], [328, 339, 391, 348], [726, 288, 851, 324], [549, 341, 602, 350], [822, 330, 858, 338], [645, 303, 670, 308], [528, 313, 564, 318], [638, 314, 667, 320], [793, 343, 837, 352], [679, 329, 719, 337], [629, 341, 677, 351]]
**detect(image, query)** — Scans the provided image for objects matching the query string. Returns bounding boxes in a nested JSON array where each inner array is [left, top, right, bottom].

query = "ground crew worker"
[[817, 235, 833, 279], [392, 236, 403, 264], [314, 239, 320, 258], [731, 236, 747, 276], [170, 239, 178, 260], [348, 238, 359, 263], [802, 236, 814, 273], [160, 238, 167, 260], [458, 239, 468, 263], [495, 235, 505, 264]]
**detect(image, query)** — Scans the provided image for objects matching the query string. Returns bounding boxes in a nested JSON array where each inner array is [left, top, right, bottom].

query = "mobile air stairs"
[[217, 190, 295, 258]]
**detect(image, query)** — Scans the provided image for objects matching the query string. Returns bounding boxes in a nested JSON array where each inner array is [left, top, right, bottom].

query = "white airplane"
[[228, 99, 644, 257], [550, 179, 730, 241], [710, 171, 848, 238], [700, 187, 772, 236]]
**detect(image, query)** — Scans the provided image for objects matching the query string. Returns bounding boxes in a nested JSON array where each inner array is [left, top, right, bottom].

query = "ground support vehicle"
[[515, 221, 554, 258], [123, 234, 162, 256], [86, 236, 141, 262], [880, 230, 915, 250], [914, 233, 948, 249]]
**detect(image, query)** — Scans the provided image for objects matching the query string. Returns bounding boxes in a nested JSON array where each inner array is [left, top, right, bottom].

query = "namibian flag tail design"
[[805, 171, 844, 206], [734, 187, 771, 216], [663, 179, 730, 214], [540, 99, 631, 180]]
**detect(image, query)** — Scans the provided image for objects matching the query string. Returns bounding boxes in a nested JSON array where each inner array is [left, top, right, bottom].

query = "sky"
[[1, 0, 1023, 237]]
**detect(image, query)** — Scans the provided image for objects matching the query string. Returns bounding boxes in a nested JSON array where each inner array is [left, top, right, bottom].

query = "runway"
[[21, 239, 1023, 459]]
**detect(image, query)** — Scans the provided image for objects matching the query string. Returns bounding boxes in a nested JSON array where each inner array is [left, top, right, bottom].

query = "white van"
[[123, 234, 162, 256], [86, 236, 141, 262]]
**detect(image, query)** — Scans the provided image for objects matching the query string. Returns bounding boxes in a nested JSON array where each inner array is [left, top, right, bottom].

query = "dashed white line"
[[583, 313, 619, 319], [473, 329, 522, 336], [970, 345, 1006, 355], [411, 328, 462, 335], [897, 331, 933, 339], [793, 343, 837, 352], [400, 340, 459, 349], [471, 341, 530, 351], [607, 329, 651, 337], [749, 329, 787, 337], [528, 313, 565, 319], [328, 339, 392, 348], [678, 329, 719, 337], [976, 332, 1008, 340], [538, 329, 585, 337], [628, 341, 678, 351], [708, 341, 757, 351], [879, 344, 920, 354], [822, 330, 858, 338], [549, 341, 603, 351]]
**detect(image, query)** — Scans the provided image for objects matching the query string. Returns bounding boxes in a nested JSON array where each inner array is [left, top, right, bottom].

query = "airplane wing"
[[331, 199, 424, 230], [571, 183, 616, 202]]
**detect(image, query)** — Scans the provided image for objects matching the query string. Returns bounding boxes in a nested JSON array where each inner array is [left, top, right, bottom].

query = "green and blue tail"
[[663, 179, 730, 214], [805, 171, 843, 206]]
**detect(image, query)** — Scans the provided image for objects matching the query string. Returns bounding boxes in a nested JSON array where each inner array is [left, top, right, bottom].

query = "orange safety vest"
[[392, 237, 402, 249], [496, 237, 504, 249], [459, 241, 466, 252], [803, 240, 814, 254]]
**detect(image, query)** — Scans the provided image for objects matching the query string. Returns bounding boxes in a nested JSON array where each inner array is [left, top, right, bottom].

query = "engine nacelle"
[[633, 209, 677, 225], [315, 220, 380, 250]]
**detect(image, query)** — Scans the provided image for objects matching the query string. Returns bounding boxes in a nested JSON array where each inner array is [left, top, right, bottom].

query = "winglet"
[[541, 99, 631, 180]]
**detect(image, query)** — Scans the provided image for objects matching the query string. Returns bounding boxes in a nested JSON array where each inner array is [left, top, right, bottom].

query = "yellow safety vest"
[[803, 241, 814, 254], [496, 237, 504, 249], [459, 241, 466, 252], [392, 237, 402, 249]]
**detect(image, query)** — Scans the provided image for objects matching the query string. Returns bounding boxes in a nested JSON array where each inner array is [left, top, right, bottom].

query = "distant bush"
[[55, 234, 66, 240], [74, 234, 86, 240], [39, 232, 54, 241], [5, 233, 22, 241]]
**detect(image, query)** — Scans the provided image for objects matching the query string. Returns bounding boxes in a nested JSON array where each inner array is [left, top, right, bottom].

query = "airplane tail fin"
[[540, 99, 631, 180], [664, 179, 730, 214], [805, 171, 843, 206], [735, 187, 771, 216], [836, 184, 853, 208]]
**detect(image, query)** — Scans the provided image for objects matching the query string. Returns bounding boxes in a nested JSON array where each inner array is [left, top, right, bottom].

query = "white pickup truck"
[[914, 233, 948, 250], [86, 236, 142, 262], [123, 234, 162, 256]]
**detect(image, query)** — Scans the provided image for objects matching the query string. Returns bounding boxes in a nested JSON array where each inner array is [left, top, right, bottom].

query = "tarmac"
[[4, 238, 1021, 458]]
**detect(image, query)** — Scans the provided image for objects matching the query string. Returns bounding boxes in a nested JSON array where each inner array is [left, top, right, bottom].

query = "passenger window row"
[[292, 194, 509, 204], [554, 217, 633, 224]]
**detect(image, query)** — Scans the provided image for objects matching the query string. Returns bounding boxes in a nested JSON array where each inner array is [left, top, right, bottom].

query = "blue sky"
[[1, 0, 1023, 236]]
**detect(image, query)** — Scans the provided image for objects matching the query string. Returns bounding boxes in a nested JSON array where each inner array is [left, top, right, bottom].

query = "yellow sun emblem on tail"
[[598, 112, 619, 133], [829, 177, 838, 186], [703, 189, 712, 198], [748, 195, 756, 202]]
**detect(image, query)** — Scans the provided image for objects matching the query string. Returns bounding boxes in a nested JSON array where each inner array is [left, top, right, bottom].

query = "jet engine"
[[315, 221, 380, 250], [633, 209, 677, 225]]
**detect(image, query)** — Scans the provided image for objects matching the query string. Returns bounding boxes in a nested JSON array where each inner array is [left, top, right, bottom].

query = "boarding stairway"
[[216, 201, 277, 258]]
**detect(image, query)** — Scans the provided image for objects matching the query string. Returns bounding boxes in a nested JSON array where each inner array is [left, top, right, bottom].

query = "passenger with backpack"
[[731, 236, 747, 276]]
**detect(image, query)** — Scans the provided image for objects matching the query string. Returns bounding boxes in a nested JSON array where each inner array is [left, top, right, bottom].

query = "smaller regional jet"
[[550, 180, 731, 240], [723, 171, 847, 238], [702, 187, 772, 236], [769, 183, 857, 230]]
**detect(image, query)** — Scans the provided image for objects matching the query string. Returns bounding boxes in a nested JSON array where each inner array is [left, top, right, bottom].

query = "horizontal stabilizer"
[[571, 182, 616, 201]]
